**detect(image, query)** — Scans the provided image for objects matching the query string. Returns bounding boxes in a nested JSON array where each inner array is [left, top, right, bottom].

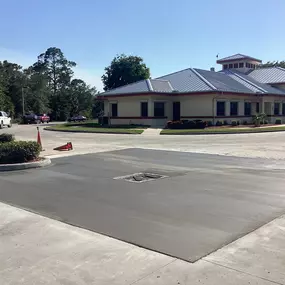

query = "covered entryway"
[[173, 102, 180, 121]]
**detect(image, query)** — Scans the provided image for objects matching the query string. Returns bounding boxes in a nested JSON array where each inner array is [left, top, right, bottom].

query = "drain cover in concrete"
[[114, 172, 168, 183]]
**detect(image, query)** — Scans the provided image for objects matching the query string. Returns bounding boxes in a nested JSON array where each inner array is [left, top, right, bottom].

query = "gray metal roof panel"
[[217, 53, 261, 63], [222, 69, 285, 95], [195, 69, 254, 93], [100, 80, 150, 95], [150, 79, 173, 92], [248, 67, 285, 84], [157, 68, 213, 92]]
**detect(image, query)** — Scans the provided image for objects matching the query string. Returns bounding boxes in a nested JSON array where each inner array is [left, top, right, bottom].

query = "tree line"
[[0, 47, 97, 121], [2, 47, 282, 121]]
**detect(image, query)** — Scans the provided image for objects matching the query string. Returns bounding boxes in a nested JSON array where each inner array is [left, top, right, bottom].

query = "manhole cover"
[[114, 172, 168, 183]]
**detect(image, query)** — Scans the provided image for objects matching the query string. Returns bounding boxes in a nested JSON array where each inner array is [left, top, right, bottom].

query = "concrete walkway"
[[1, 202, 284, 285], [141, 127, 162, 136]]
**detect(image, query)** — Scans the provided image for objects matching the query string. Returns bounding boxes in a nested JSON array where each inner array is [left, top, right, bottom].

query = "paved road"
[[2, 124, 285, 159], [1, 149, 285, 262]]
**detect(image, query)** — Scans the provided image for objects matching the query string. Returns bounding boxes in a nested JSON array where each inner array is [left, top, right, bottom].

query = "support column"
[[238, 101, 244, 116], [148, 98, 153, 117], [225, 100, 230, 116]]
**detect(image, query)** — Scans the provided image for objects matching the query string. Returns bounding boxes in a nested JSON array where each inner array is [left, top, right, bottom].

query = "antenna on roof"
[[216, 53, 219, 59]]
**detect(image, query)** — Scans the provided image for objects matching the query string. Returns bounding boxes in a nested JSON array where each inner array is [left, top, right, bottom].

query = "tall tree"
[[102, 54, 150, 91], [33, 47, 76, 120], [0, 61, 25, 116], [68, 79, 97, 117]]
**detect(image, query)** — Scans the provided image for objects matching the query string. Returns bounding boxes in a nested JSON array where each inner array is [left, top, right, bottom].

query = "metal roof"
[[217, 53, 262, 63], [225, 70, 285, 95], [157, 68, 212, 92], [101, 66, 285, 97], [150, 79, 173, 92], [248, 67, 285, 84], [195, 69, 253, 93]]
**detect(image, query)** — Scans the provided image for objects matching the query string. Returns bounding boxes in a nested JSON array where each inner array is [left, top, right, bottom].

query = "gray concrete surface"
[[3, 123, 285, 159], [1, 202, 285, 285], [1, 148, 285, 262]]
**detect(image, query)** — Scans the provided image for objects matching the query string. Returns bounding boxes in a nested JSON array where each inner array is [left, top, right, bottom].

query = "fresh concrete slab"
[[1, 149, 285, 262], [1, 202, 285, 285]]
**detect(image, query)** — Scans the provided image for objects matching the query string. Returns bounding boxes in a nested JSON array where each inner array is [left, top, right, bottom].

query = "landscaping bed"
[[0, 133, 50, 170], [45, 122, 146, 134], [161, 125, 285, 135]]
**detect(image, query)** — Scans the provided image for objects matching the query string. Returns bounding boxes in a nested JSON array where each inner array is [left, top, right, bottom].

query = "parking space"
[[1, 148, 285, 262]]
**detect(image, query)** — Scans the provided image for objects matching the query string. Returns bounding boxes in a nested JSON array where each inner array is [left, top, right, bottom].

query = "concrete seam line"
[[128, 259, 177, 285], [0, 158, 51, 171], [203, 259, 284, 285]]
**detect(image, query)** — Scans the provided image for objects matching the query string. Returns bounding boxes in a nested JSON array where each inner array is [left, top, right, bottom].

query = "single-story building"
[[98, 54, 285, 126]]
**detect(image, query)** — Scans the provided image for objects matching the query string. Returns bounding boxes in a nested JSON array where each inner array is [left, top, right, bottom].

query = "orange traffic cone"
[[37, 127, 43, 151], [53, 142, 73, 151]]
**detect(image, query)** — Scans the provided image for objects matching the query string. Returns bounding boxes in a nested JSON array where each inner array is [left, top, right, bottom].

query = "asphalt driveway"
[[0, 149, 285, 262]]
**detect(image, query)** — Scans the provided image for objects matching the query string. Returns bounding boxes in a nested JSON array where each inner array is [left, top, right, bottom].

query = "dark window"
[[154, 102, 165, 117], [230, 102, 238, 116], [244, 102, 251, 116], [141, 102, 148, 117], [111, 103, 118, 117], [223, 64, 228, 70], [282, 103, 285, 115], [229, 64, 233, 68], [234, 63, 238, 68], [246, 62, 250, 68], [217, 101, 225, 116], [274, 103, 280, 115], [239, 62, 244, 68], [256, 102, 260, 113]]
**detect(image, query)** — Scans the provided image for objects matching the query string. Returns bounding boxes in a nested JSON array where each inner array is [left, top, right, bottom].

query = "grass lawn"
[[45, 122, 145, 134], [161, 125, 285, 135]]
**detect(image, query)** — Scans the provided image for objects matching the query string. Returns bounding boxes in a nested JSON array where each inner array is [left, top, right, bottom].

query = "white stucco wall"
[[103, 93, 285, 126]]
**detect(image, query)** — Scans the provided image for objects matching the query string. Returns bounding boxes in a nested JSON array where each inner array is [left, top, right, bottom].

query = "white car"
[[0, 111, 12, 129]]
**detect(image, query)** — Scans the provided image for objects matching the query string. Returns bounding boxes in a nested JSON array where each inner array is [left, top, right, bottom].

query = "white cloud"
[[0, 47, 104, 91]]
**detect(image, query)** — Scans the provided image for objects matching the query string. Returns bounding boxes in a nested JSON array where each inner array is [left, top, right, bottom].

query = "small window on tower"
[[239, 62, 244, 68], [234, 63, 238, 68]]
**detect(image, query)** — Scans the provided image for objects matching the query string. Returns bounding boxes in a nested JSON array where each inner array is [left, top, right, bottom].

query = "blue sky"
[[0, 0, 284, 90]]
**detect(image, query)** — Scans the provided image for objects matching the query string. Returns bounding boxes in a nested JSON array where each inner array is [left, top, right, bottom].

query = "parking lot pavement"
[[2, 123, 285, 159], [1, 149, 285, 262], [1, 202, 285, 285]]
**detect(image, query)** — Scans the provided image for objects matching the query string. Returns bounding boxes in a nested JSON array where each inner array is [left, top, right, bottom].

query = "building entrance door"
[[173, 102, 180, 121]]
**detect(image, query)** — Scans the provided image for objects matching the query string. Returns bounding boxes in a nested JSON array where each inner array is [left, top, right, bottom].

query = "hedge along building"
[[98, 54, 285, 126]]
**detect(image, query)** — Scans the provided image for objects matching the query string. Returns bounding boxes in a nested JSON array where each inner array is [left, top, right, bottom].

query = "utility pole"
[[22, 87, 24, 115]]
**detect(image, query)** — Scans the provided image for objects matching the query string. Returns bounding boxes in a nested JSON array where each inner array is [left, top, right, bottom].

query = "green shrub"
[[0, 133, 15, 143], [275, 119, 282, 124], [243, 120, 248, 125], [216, 121, 223, 126], [231, 121, 237, 126], [207, 121, 213, 127], [223, 120, 228, 125], [0, 141, 40, 164], [264, 120, 269, 124]]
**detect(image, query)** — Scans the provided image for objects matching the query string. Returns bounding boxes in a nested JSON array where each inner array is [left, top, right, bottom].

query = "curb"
[[160, 129, 285, 135], [0, 157, 51, 172], [44, 127, 143, 135]]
